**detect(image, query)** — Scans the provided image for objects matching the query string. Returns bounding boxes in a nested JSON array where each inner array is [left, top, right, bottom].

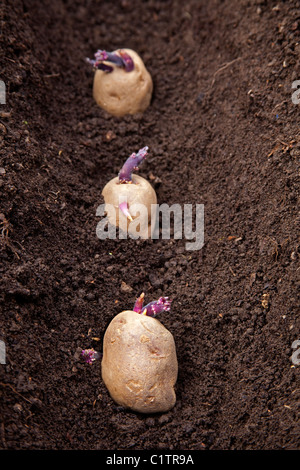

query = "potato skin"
[[101, 310, 178, 414], [93, 49, 153, 117]]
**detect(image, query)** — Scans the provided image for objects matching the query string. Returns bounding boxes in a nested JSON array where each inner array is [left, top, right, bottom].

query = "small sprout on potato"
[[119, 201, 133, 221], [134, 292, 172, 317], [133, 292, 145, 313], [81, 348, 101, 364], [118, 146, 148, 184], [86, 49, 134, 73]]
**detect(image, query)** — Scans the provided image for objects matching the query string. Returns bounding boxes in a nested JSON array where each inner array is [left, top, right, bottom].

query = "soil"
[[0, 0, 299, 451]]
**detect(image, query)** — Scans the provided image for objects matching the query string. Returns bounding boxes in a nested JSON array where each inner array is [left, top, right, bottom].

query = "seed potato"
[[101, 310, 178, 414], [102, 174, 157, 239], [93, 49, 153, 117]]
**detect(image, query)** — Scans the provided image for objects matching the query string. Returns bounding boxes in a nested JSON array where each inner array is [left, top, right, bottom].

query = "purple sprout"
[[133, 293, 172, 318], [81, 348, 101, 365], [86, 49, 134, 73], [119, 50, 135, 72], [118, 146, 149, 184], [119, 201, 133, 221], [133, 292, 145, 313]]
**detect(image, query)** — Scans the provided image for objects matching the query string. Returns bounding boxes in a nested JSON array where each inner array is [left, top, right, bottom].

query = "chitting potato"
[[102, 146, 157, 239], [81, 294, 178, 414], [87, 49, 153, 116], [101, 294, 178, 413]]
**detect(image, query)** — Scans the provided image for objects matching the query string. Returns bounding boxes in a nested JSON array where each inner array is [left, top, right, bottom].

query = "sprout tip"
[[118, 146, 149, 183]]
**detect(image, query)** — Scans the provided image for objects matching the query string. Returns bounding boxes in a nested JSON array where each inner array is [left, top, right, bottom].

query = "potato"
[[102, 174, 157, 239], [93, 49, 153, 117], [101, 310, 178, 414]]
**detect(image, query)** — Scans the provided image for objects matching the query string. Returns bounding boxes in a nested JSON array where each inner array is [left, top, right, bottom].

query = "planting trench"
[[0, 0, 299, 450]]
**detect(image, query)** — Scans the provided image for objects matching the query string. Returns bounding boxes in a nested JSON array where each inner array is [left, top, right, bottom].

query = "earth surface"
[[0, 0, 299, 450]]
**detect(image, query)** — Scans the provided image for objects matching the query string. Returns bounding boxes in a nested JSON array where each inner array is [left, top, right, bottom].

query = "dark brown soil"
[[0, 0, 299, 451]]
